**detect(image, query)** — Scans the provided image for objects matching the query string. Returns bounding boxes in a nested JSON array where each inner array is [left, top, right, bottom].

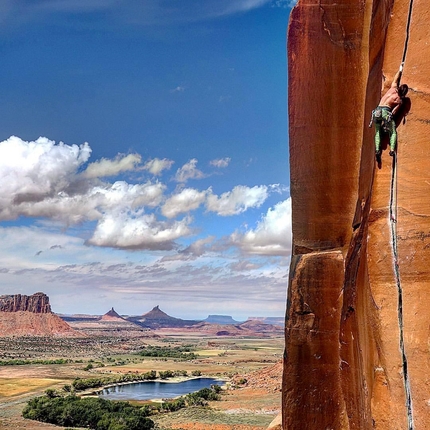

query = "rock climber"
[[370, 65, 409, 161]]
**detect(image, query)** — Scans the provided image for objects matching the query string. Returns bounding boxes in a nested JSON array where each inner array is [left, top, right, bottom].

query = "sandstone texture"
[[284, 0, 430, 429], [267, 414, 282, 430], [0, 292, 78, 337], [0, 311, 78, 337], [0, 292, 51, 313]]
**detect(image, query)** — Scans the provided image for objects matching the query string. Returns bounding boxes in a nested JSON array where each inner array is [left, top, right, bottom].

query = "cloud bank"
[[0, 136, 289, 255], [0, 224, 289, 317]]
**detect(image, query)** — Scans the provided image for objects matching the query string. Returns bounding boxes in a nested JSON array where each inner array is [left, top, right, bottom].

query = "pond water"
[[99, 377, 224, 401]]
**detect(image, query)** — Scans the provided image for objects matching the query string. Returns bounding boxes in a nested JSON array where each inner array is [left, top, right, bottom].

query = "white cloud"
[[210, 157, 231, 168], [271, 0, 296, 8], [162, 188, 207, 218], [174, 159, 206, 183], [0, 137, 178, 251], [180, 236, 215, 256], [87, 212, 192, 250], [143, 158, 175, 176], [0, 135, 289, 257], [0, 136, 91, 209], [171, 86, 185, 93], [83, 154, 141, 178], [230, 198, 292, 256], [206, 185, 268, 216], [161, 236, 215, 261], [0, 173, 165, 225], [0, 225, 288, 318]]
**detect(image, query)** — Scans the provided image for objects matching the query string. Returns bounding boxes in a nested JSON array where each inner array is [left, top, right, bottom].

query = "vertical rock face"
[[0, 292, 52, 313], [284, 0, 430, 429], [0, 292, 79, 336]]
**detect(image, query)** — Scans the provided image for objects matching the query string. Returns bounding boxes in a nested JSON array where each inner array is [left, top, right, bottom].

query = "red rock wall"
[[0, 312, 79, 337], [0, 292, 52, 313], [284, 0, 430, 428]]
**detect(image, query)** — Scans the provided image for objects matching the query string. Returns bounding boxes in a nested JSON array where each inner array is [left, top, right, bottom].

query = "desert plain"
[[0, 306, 283, 430]]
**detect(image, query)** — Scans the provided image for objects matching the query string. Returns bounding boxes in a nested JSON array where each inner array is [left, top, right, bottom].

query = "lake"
[[99, 377, 224, 401]]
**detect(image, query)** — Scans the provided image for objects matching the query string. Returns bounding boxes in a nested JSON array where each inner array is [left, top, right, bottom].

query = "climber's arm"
[[391, 70, 401, 88]]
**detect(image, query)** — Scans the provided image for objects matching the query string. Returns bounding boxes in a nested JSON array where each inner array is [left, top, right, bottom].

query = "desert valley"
[[0, 292, 283, 430]]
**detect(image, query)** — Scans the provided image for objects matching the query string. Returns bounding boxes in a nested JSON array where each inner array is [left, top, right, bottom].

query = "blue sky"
[[0, 0, 293, 320]]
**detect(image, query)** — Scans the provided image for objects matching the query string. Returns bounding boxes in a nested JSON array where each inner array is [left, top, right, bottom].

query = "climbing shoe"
[[389, 150, 395, 157]]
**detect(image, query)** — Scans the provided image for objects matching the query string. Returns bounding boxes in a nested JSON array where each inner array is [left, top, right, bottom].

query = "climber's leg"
[[388, 120, 397, 155], [375, 122, 382, 158]]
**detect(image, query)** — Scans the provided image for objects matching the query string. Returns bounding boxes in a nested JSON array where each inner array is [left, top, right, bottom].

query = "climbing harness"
[[369, 106, 393, 133]]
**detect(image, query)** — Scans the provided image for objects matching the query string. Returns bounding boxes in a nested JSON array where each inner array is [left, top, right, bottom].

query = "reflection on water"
[[99, 377, 223, 401]]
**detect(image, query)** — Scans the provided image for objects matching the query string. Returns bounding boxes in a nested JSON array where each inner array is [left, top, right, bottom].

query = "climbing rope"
[[389, 154, 397, 223], [399, 0, 415, 82], [389, 154, 413, 430], [388, 0, 415, 428]]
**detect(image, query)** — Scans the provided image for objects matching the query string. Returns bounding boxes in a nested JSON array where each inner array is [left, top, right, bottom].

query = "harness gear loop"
[[369, 107, 392, 133]]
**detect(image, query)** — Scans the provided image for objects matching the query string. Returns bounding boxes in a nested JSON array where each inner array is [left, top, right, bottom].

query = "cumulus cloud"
[[210, 157, 231, 168], [1, 177, 165, 225], [0, 136, 91, 207], [174, 159, 206, 183], [86, 212, 192, 250], [143, 158, 175, 176], [0, 137, 198, 250], [230, 198, 292, 256], [162, 188, 207, 218], [0, 137, 167, 221], [206, 185, 268, 216], [161, 236, 215, 261], [0, 135, 289, 256], [83, 154, 141, 178]]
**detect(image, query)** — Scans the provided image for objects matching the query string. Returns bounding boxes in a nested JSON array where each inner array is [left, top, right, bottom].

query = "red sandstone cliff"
[[0, 292, 51, 313], [0, 292, 79, 337], [284, 0, 429, 429]]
